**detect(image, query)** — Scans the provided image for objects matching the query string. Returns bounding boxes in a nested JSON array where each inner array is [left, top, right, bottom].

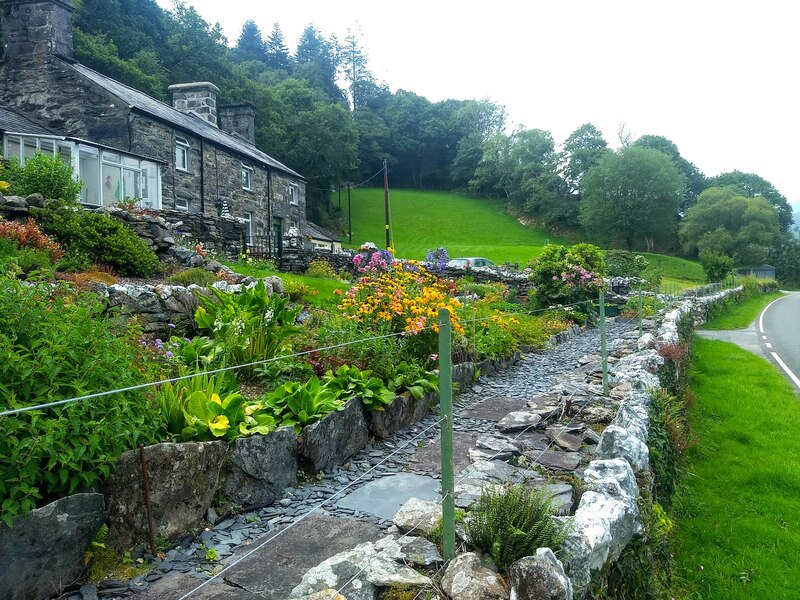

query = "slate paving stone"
[[337, 473, 441, 521], [135, 572, 264, 599], [526, 449, 581, 471], [461, 396, 529, 420], [403, 431, 480, 475]]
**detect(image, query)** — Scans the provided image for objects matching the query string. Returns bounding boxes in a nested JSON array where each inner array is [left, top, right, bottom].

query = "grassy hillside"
[[340, 187, 705, 284], [342, 188, 564, 264]]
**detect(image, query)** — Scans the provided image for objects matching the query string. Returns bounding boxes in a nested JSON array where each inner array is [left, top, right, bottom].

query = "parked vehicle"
[[446, 257, 495, 268]]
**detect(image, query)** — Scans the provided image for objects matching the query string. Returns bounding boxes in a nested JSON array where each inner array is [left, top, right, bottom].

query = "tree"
[[450, 100, 507, 188], [264, 22, 291, 71], [294, 25, 341, 102], [579, 147, 684, 250], [340, 27, 373, 111], [632, 134, 706, 211], [234, 20, 266, 63], [707, 170, 794, 233], [679, 186, 781, 267], [561, 123, 608, 195], [770, 238, 800, 286]]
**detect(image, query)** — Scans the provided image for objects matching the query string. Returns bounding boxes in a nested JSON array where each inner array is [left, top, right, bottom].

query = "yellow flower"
[[210, 393, 222, 404], [209, 415, 230, 437]]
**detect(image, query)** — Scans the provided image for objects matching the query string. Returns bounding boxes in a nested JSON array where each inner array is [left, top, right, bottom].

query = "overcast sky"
[[157, 0, 799, 204]]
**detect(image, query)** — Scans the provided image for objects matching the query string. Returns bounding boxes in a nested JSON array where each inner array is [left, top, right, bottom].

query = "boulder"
[[596, 425, 649, 473], [374, 534, 443, 567], [441, 552, 508, 600], [561, 491, 643, 599], [222, 428, 297, 508], [300, 398, 369, 472], [288, 540, 429, 600], [393, 497, 443, 536], [0, 493, 106, 600], [508, 548, 573, 600], [583, 458, 639, 500], [102, 441, 227, 550], [368, 392, 434, 439], [525, 449, 581, 472], [636, 333, 656, 351], [497, 410, 542, 433]]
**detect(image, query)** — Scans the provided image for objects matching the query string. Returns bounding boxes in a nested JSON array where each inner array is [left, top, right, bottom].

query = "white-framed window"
[[242, 211, 253, 244], [290, 219, 299, 230], [288, 182, 299, 206], [175, 136, 189, 172], [241, 163, 253, 190], [175, 197, 190, 212]]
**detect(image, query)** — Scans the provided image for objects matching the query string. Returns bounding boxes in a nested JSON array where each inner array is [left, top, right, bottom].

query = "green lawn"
[[700, 292, 785, 330], [342, 188, 705, 287], [343, 187, 564, 264], [672, 337, 800, 599]]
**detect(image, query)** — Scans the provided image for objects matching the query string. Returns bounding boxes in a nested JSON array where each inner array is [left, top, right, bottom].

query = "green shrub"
[[283, 278, 311, 302], [0, 279, 163, 525], [321, 365, 394, 411], [527, 243, 604, 310], [32, 206, 160, 277], [465, 483, 571, 571], [386, 361, 439, 400], [167, 267, 217, 287], [263, 377, 344, 432], [0, 238, 54, 277], [605, 250, 648, 278], [304, 259, 341, 280], [699, 250, 733, 283], [3, 153, 83, 204]]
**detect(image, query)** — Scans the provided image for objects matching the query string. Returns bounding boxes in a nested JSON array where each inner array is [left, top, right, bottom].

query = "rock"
[[374, 534, 443, 567], [0, 493, 106, 600], [609, 381, 634, 400], [534, 482, 575, 516], [582, 428, 602, 445], [497, 410, 542, 432], [368, 392, 434, 439], [393, 498, 442, 536], [526, 450, 581, 472], [508, 548, 573, 600], [561, 491, 643, 599], [102, 441, 227, 551], [581, 405, 616, 424], [25, 192, 45, 207], [584, 458, 639, 500], [79, 583, 98, 600], [544, 428, 583, 452], [596, 425, 649, 473], [288, 540, 429, 600], [2, 194, 26, 207], [222, 427, 297, 508], [441, 552, 508, 600], [295, 590, 346, 600], [637, 333, 656, 351], [300, 398, 369, 472], [476, 433, 524, 456]]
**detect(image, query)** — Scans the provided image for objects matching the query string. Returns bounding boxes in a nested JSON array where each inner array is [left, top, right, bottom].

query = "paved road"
[[759, 292, 800, 390]]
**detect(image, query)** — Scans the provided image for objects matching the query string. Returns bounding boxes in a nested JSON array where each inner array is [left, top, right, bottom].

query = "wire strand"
[[178, 415, 446, 600]]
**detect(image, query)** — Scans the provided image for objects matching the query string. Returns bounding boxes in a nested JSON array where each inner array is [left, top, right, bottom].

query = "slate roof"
[[64, 60, 304, 180], [0, 106, 54, 136], [305, 220, 342, 242]]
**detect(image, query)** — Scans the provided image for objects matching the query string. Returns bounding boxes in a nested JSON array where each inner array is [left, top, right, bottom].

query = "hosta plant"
[[386, 361, 439, 400], [322, 365, 394, 410], [264, 377, 344, 432]]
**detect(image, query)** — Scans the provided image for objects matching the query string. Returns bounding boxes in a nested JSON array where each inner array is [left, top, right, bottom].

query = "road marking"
[[771, 352, 800, 389], [766, 342, 773, 349], [759, 294, 791, 333], [763, 335, 768, 340]]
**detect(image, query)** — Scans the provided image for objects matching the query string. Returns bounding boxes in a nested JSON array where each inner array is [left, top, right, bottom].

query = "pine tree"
[[235, 19, 266, 62], [264, 22, 291, 71]]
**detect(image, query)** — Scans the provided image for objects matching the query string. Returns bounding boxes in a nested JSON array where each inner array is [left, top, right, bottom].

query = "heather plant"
[[0, 278, 162, 524], [167, 267, 217, 287], [0, 217, 63, 261]]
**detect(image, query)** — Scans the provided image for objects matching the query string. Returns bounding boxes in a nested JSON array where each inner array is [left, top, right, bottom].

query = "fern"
[[465, 483, 571, 571]]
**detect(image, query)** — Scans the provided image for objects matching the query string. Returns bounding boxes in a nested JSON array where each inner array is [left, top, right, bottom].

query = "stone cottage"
[[0, 0, 306, 256]]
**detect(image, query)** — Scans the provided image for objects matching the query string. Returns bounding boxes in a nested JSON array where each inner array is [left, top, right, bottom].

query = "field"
[[341, 188, 704, 285]]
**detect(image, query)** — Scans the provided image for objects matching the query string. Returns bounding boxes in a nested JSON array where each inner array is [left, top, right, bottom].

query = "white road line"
[[766, 342, 773, 349], [763, 335, 768, 340], [771, 352, 800, 389], [759, 295, 791, 333]]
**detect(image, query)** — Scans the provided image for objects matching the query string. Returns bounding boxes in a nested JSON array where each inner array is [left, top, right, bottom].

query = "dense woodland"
[[26, 1, 800, 281]]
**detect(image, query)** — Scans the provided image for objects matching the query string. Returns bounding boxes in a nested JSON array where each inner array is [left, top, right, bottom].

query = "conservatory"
[[2, 133, 162, 209]]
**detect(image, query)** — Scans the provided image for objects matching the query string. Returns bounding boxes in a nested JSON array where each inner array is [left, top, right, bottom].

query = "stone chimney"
[[0, 0, 74, 63], [219, 104, 256, 145], [167, 82, 220, 127]]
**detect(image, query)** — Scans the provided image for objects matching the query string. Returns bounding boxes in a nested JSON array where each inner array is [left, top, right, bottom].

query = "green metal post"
[[438, 308, 456, 562], [638, 283, 643, 337], [600, 291, 608, 396], [653, 285, 658, 326]]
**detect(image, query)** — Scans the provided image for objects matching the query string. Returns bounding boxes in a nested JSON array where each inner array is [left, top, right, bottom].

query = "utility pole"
[[347, 183, 352, 243], [338, 184, 341, 209], [383, 159, 391, 248]]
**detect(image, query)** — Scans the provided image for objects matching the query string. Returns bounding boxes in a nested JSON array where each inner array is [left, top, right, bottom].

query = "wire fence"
[[2, 278, 739, 598]]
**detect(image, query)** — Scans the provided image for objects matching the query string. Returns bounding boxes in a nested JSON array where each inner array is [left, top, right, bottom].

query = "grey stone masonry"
[[0, 0, 74, 62], [219, 103, 256, 145], [168, 81, 220, 127]]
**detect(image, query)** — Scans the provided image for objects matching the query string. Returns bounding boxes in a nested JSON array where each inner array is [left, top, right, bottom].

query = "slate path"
[[78, 321, 635, 600]]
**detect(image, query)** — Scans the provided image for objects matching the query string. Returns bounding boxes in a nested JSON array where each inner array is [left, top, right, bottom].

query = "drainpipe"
[[199, 138, 205, 213], [267, 166, 273, 257]]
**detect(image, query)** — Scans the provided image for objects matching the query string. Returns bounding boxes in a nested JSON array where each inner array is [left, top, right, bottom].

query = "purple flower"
[[165, 351, 174, 358]]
